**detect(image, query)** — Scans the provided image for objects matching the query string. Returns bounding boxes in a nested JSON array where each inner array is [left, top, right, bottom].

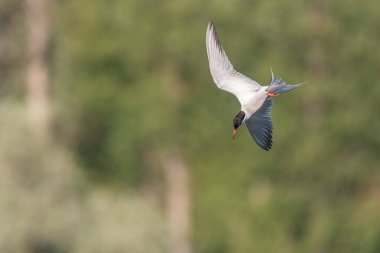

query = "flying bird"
[[206, 21, 303, 150]]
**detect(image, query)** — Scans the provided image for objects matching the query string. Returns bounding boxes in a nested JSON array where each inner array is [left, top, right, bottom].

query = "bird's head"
[[232, 111, 245, 139]]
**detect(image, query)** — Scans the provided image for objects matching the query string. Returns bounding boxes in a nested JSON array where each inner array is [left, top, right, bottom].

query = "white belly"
[[241, 87, 267, 120]]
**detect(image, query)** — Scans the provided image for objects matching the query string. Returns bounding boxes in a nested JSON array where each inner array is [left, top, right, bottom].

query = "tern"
[[206, 21, 303, 150]]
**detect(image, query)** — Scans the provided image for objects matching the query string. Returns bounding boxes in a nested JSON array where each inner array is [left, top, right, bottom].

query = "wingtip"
[[261, 141, 272, 151], [207, 20, 215, 31], [256, 134, 273, 151]]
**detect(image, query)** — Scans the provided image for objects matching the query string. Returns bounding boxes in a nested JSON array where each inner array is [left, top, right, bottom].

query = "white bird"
[[206, 21, 303, 150]]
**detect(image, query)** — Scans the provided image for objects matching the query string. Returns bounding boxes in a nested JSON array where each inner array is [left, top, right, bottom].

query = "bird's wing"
[[246, 98, 273, 151], [206, 21, 261, 104]]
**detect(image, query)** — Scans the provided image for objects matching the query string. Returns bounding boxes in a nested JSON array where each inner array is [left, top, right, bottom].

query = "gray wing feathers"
[[246, 98, 273, 151]]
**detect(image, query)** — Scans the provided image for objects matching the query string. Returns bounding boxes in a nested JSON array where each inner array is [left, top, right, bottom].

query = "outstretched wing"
[[246, 98, 273, 151], [206, 21, 261, 104]]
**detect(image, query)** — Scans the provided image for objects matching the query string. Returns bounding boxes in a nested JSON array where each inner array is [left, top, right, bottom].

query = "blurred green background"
[[1, 0, 380, 252]]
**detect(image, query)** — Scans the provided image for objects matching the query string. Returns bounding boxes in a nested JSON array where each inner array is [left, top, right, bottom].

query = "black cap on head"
[[233, 111, 245, 129]]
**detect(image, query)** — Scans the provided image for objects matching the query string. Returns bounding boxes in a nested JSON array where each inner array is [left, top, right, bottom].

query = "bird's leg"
[[267, 92, 279, 97]]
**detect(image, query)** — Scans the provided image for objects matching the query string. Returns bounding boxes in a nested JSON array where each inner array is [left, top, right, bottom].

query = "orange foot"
[[267, 92, 279, 97]]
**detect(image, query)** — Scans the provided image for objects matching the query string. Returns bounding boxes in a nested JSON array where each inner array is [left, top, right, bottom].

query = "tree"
[[25, 0, 50, 138]]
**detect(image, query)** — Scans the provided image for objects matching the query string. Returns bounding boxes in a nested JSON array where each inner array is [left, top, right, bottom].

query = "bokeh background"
[[1, 0, 380, 252]]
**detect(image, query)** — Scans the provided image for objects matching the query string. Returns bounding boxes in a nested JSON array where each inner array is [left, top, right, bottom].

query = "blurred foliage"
[[0, 102, 168, 253], [0, 0, 25, 97], [1, 0, 380, 252]]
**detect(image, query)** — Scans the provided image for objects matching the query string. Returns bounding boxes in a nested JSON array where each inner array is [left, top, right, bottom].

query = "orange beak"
[[232, 129, 238, 139]]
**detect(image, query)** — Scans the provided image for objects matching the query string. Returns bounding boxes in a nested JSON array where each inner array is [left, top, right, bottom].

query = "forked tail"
[[265, 68, 304, 95]]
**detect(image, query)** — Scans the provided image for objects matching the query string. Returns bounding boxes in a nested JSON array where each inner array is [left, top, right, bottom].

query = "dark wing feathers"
[[245, 98, 273, 151]]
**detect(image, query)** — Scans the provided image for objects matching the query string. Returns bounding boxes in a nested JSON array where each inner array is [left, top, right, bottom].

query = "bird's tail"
[[265, 68, 304, 95]]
